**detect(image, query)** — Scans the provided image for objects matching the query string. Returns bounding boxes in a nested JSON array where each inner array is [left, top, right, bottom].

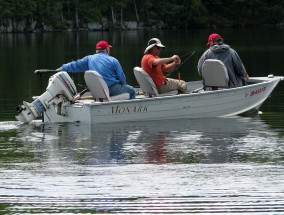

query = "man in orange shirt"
[[141, 38, 188, 94]]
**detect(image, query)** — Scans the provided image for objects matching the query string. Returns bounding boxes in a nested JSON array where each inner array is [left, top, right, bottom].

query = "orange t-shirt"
[[141, 54, 166, 89]]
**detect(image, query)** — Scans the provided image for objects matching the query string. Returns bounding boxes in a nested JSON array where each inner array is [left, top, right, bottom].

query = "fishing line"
[[166, 50, 196, 78]]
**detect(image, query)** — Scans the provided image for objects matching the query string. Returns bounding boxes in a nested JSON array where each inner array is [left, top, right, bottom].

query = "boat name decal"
[[248, 86, 266, 97], [182, 105, 191, 109], [112, 105, 148, 114]]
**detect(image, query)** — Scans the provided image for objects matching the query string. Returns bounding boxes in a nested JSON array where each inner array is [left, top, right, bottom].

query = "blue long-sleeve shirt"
[[60, 52, 126, 87]]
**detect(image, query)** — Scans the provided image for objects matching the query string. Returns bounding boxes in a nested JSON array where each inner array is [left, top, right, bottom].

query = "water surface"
[[0, 28, 284, 214], [1, 116, 284, 214]]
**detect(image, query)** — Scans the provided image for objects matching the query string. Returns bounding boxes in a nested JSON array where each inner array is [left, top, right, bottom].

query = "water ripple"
[[1, 164, 284, 214]]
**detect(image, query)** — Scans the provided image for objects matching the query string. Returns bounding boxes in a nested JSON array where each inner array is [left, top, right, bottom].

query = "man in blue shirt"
[[58, 40, 136, 99]]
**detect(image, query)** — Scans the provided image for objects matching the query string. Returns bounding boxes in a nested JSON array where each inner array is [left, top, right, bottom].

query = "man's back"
[[198, 38, 248, 87], [198, 33, 249, 88]]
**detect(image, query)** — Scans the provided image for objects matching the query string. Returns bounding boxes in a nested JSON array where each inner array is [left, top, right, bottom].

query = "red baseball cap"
[[96, 40, 112, 50], [207, 33, 222, 46]]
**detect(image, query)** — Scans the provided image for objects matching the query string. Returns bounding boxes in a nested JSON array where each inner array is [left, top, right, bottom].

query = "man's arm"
[[59, 56, 90, 72], [230, 49, 249, 79], [153, 55, 180, 72], [113, 59, 126, 84]]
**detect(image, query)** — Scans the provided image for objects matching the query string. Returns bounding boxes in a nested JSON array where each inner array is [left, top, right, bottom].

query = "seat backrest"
[[133, 67, 159, 96], [84, 70, 111, 101], [84, 70, 129, 101], [201, 59, 229, 90]]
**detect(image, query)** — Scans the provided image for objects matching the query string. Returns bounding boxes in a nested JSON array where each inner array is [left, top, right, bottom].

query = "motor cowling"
[[16, 72, 77, 123]]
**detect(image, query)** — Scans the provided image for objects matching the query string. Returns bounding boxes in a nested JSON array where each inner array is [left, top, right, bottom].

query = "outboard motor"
[[16, 72, 77, 123]]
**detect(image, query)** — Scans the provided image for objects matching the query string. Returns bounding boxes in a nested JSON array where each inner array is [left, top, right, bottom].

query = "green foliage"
[[0, 0, 283, 30], [265, 5, 284, 24], [78, 1, 101, 22], [0, 0, 36, 24]]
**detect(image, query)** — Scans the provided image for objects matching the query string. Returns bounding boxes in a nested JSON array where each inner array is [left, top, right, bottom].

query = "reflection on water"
[[0, 28, 283, 214], [1, 116, 284, 214]]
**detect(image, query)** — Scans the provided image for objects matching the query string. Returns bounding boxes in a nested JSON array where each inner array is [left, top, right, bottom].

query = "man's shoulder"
[[142, 54, 157, 61], [96, 53, 118, 61]]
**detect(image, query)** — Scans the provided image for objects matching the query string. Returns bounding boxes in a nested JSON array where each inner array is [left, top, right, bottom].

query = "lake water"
[[0, 28, 284, 214]]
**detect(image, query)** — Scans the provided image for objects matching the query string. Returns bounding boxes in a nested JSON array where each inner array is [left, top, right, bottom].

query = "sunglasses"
[[155, 46, 162, 50]]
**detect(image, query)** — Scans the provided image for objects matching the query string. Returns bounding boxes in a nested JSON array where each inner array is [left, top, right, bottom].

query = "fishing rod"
[[166, 50, 196, 78], [180, 51, 195, 59]]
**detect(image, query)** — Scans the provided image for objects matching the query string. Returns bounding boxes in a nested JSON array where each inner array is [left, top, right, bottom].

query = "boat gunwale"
[[73, 76, 283, 107]]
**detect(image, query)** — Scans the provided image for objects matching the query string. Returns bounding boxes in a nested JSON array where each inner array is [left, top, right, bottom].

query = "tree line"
[[0, 0, 283, 32]]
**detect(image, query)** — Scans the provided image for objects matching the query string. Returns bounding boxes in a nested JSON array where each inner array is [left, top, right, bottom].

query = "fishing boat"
[[15, 60, 283, 124]]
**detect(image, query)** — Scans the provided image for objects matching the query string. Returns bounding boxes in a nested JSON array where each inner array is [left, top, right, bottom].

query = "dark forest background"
[[0, 0, 283, 32]]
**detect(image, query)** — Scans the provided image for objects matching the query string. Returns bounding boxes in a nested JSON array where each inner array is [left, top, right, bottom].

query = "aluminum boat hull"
[[41, 76, 283, 124]]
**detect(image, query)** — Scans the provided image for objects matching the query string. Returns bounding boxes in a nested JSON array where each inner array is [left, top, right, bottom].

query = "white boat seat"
[[84, 70, 130, 102], [201, 59, 229, 91], [133, 67, 178, 97]]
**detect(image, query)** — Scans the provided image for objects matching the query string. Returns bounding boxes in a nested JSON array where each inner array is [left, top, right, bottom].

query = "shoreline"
[[1, 21, 283, 34]]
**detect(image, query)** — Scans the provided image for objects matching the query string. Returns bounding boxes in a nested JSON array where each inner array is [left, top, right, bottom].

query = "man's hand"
[[171, 55, 181, 65]]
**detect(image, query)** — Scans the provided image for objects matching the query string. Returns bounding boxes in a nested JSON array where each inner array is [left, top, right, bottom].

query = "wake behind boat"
[[15, 61, 283, 124]]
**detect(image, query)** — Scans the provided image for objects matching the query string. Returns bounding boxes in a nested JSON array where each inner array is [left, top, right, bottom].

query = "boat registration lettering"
[[249, 86, 266, 97], [112, 105, 148, 114]]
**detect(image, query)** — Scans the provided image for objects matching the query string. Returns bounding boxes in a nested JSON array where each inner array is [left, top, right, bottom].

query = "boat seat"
[[133, 67, 178, 97], [84, 70, 130, 102], [201, 59, 229, 91]]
